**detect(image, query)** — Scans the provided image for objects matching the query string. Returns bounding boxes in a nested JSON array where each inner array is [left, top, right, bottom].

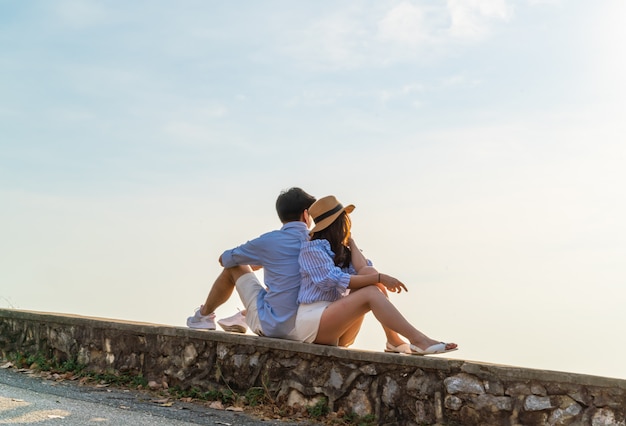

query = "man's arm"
[[219, 236, 266, 269]]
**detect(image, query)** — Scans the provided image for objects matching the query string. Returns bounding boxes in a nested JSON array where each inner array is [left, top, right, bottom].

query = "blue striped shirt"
[[220, 221, 310, 338], [298, 239, 369, 304]]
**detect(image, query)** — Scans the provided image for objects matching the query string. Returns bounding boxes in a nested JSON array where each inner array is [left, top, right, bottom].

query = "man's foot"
[[217, 311, 248, 333], [186, 307, 216, 330]]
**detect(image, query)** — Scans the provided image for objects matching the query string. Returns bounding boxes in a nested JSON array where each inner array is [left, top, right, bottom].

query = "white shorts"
[[294, 301, 332, 343], [234, 273, 264, 336]]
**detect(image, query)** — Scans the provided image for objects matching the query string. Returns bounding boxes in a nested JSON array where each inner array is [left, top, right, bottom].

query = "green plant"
[[336, 412, 377, 425], [260, 370, 276, 404], [58, 357, 86, 374], [131, 374, 149, 388], [168, 387, 188, 399], [204, 389, 224, 401], [166, 385, 235, 404], [245, 387, 266, 406], [86, 371, 148, 388], [7, 351, 52, 370], [5, 351, 88, 376], [220, 389, 235, 405], [356, 414, 376, 425], [341, 412, 358, 423], [307, 397, 329, 418]]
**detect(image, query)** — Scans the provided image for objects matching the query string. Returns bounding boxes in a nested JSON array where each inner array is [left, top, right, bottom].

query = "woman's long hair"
[[310, 211, 352, 268]]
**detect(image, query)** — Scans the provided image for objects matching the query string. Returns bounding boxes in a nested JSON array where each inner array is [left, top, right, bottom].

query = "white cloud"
[[378, 2, 428, 45], [280, 11, 370, 70], [528, 0, 561, 5], [440, 74, 481, 88], [447, 0, 512, 40], [278, 1, 514, 70], [586, 1, 626, 101], [379, 83, 424, 104], [199, 105, 228, 119]]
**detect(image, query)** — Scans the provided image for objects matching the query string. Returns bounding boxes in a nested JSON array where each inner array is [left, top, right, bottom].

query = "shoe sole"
[[410, 347, 458, 356], [186, 322, 216, 330], [218, 323, 247, 333]]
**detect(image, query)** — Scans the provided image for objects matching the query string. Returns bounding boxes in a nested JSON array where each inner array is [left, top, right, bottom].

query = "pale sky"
[[1, 1, 625, 380]]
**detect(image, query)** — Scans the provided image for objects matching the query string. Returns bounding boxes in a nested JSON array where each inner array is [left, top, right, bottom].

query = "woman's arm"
[[348, 272, 408, 293], [347, 237, 407, 293], [300, 240, 351, 292], [348, 237, 369, 273]]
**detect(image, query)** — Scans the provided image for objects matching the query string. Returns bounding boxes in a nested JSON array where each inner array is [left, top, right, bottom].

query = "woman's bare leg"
[[315, 286, 456, 351], [374, 283, 409, 347], [354, 266, 407, 348], [337, 315, 365, 347]]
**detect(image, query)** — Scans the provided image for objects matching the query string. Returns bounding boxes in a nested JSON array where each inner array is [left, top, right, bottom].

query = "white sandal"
[[409, 342, 458, 355], [384, 342, 412, 354]]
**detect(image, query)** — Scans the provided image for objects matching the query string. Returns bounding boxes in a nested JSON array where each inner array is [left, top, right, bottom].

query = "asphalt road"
[[0, 367, 313, 425]]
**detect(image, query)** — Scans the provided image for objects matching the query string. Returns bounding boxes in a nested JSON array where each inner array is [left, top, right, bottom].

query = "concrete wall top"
[[2, 308, 623, 391]]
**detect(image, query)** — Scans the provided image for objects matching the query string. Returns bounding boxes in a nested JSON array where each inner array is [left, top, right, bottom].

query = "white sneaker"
[[186, 307, 216, 330], [217, 311, 248, 333]]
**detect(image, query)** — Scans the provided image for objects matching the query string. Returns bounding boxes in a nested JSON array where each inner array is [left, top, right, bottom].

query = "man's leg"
[[200, 265, 252, 315], [187, 265, 252, 329], [232, 272, 265, 336]]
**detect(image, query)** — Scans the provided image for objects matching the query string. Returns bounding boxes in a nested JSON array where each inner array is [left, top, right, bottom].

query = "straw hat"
[[309, 195, 355, 234]]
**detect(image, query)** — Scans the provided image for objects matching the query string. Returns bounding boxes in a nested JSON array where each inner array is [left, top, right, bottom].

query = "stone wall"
[[1, 309, 624, 425]]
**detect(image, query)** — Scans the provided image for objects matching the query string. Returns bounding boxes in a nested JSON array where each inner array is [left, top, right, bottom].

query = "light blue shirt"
[[220, 221, 309, 338], [298, 239, 368, 304]]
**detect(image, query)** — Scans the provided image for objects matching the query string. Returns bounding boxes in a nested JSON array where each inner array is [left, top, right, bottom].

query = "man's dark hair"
[[276, 187, 316, 223]]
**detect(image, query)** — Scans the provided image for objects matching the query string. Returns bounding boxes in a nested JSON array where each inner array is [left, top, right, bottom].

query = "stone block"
[[524, 395, 553, 411], [444, 373, 485, 395]]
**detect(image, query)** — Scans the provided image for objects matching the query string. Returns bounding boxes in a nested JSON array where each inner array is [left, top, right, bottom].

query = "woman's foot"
[[409, 339, 457, 355], [409, 342, 457, 355]]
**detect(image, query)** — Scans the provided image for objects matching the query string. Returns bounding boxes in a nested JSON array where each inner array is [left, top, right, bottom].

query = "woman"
[[294, 195, 457, 355]]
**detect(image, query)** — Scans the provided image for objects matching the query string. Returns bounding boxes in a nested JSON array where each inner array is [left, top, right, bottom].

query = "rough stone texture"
[[524, 395, 554, 411], [1, 309, 626, 425]]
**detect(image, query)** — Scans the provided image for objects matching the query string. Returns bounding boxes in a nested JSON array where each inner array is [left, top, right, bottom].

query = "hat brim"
[[309, 204, 355, 235]]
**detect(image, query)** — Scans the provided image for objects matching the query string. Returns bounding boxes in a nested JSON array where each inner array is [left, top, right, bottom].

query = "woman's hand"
[[379, 273, 408, 293]]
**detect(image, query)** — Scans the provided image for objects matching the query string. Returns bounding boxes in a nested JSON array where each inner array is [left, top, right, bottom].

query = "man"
[[186, 187, 316, 339]]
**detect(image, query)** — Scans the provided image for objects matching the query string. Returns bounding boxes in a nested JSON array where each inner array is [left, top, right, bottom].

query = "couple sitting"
[[186, 187, 457, 356]]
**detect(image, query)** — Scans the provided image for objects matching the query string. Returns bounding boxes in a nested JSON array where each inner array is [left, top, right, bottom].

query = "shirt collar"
[[280, 221, 308, 231]]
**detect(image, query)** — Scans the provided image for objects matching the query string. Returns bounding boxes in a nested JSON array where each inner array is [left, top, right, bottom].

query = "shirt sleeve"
[[300, 240, 351, 292], [220, 236, 264, 268], [342, 258, 373, 275]]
